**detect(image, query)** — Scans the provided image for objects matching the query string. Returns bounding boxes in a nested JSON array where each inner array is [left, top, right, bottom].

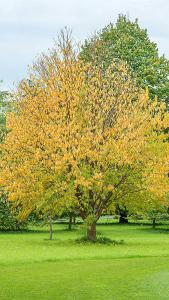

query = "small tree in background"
[[144, 193, 169, 229]]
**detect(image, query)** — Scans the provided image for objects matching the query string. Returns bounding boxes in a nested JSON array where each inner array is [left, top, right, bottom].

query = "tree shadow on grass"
[[0, 227, 79, 236], [139, 226, 169, 234]]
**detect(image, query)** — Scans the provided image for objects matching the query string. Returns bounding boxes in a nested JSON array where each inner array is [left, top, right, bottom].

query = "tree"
[[0, 33, 168, 240], [141, 191, 169, 229], [80, 15, 169, 102], [0, 86, 9, 142]]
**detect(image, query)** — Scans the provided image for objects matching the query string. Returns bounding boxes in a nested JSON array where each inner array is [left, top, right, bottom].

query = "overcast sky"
[[0, 0, 169, 90]]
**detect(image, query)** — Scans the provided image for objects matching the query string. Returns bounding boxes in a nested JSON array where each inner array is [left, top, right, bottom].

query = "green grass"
[[0, 223, 169, 299]]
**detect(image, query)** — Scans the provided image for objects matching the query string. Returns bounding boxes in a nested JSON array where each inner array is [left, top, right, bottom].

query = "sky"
[[0, 0, 169, 90]]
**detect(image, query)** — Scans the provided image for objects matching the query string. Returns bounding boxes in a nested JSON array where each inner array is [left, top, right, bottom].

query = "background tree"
[[0, 34, 168, 241], [142, 192, 169, 229], [0, 85, 9, 142], [80, 14, 169, 102]]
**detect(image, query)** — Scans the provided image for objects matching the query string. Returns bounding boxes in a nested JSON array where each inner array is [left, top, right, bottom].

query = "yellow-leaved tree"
[[0, 32, 169, 240]]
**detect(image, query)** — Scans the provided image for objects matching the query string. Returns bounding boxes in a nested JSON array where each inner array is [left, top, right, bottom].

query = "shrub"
[[75, 236, 124, 245]]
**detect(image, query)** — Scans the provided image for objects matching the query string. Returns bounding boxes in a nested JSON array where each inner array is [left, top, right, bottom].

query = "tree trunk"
[[119, 208, 128, 224], [49, 218, 53, 240], [87, 222, 96, 241], [68, 213, 73, 230], [73, 215, 76, 225], [152, 217, 156, 229]]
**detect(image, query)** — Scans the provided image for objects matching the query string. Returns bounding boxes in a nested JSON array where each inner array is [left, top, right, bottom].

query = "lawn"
[[0, 223, 169, 299]]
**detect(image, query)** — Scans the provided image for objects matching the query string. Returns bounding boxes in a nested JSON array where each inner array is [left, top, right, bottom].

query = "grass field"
[[0, 222, 169, 299]]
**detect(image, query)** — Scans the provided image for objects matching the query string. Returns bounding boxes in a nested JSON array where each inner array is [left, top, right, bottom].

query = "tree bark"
[[68, 213, 73, 230], [49, 217, 53, 240], [119, 208, 129, 224], [87, 222, 96, 241], [152, 217, 156, 229], [73, 215, 76, 225]]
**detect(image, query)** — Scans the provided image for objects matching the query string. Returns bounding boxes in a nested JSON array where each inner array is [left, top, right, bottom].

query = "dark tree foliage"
[[0, 194, 27, 231]]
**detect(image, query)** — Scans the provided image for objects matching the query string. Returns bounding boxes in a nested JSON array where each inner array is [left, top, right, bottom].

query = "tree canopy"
[[0, 34, 169, 240], [80, 15, 169, 102]]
